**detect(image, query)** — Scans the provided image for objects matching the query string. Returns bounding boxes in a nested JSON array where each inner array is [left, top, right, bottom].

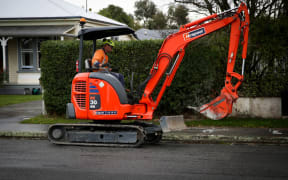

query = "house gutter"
[[0, 16, 125, 27]]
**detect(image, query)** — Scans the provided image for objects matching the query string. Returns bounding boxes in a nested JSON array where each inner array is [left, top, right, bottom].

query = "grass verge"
[[0, 95, 42, 107], [21, 115, 93, 124], [22, 115, 288, 128], [186, 117, 288, 128], [21, 115, 157, 125]]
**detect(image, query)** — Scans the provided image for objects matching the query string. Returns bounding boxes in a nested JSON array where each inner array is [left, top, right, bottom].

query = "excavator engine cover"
[[71, 72, 129, 120]]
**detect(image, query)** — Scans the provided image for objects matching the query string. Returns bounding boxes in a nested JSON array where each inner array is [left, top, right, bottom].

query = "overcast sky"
[[64, 0, 203, 20], [64, 0, 175, 15]]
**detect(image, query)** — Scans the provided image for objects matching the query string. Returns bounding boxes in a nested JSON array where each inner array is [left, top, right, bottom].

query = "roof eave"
[[0, 16, 125, 26]]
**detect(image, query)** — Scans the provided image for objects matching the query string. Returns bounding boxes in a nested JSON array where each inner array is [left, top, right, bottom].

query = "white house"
[[135, 28, 178, 40], [0, 0, 132, 94]]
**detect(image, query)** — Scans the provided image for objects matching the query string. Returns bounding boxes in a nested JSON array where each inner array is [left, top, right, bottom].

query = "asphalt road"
[[0, 139, 288, 180]]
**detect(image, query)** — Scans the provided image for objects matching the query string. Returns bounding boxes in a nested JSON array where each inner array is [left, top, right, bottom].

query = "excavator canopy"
[[77, 26, 137, 40]]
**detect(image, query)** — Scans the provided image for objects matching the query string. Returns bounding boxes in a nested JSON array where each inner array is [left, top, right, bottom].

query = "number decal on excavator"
[[89, 95, 100, 110]]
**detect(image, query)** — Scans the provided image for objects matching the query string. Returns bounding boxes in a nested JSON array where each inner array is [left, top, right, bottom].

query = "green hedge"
[[40, 41, 92, 115], [40, 32, 287, 116]]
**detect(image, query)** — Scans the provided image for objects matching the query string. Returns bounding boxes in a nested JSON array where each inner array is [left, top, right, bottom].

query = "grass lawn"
[[0, 95, 42, 107], [21, 115, 152, 124], [186, 117, 288, 128], [21, 115, 93, 124]]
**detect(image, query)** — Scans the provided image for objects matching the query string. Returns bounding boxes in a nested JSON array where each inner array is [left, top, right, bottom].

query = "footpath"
[[0, 101, 288, 145]]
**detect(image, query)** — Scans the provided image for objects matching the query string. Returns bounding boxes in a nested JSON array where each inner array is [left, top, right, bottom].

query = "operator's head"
[[102, 39, 114, 53]]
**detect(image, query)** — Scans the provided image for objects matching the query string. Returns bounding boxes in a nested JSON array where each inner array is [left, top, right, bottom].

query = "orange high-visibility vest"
[[91, 49, 108, 72]]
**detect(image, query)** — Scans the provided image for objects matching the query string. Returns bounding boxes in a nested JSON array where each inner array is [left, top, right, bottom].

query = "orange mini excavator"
[[48, 2, 249, 147]]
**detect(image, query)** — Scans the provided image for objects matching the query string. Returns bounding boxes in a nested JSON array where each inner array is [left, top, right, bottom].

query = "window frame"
[[18, 38, 49, 72]]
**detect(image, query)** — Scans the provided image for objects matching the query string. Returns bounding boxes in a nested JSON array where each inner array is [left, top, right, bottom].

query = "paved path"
[[0, 100, 47, 136]]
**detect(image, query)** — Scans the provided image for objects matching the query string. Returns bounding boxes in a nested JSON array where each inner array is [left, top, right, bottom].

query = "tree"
[[134, 0, 157, 27], [98, 5, 134, 28], [128, 15, 143, 30], [148, 11, 168, 29], [168, 4, 189, 28], [174, 0, 288, 97], [174, 0, 285, 20]]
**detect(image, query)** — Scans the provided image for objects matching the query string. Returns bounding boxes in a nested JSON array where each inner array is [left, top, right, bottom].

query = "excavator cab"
[[77, 25, 136, 72], [66, 24, 137, 120]]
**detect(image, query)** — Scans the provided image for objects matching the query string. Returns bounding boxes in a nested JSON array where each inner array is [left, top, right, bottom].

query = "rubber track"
[[48, 123, 145, 148]]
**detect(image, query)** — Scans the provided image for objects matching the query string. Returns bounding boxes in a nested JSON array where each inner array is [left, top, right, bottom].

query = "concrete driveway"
[[0, 100, 47, 134]]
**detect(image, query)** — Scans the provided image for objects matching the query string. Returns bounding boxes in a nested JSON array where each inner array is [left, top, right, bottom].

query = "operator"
[[91, 39, 125, 87]]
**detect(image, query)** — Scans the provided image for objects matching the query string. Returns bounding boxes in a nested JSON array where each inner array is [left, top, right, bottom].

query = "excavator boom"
[[139, 2, 249, 120]]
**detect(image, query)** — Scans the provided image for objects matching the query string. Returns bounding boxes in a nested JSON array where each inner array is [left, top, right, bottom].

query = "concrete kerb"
[[0, 131, 47, 139], [162, 132, 288, 144], [1, 128, 288, 145]]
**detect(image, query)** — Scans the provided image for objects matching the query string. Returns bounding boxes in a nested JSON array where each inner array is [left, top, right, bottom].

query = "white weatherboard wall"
[[231, 97, 282, 118], [17, 73, 40, 84]]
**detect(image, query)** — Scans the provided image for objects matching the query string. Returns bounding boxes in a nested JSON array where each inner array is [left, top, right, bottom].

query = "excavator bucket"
[[190, 89, 234, 120]]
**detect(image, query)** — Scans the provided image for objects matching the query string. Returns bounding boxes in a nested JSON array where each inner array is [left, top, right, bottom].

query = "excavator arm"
[[139, 2, 249, 120]]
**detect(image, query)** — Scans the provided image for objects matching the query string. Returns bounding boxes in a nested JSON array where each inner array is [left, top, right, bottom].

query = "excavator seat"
[[85, 58, 93, 72]]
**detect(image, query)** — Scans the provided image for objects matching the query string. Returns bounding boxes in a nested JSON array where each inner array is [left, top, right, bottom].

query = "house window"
[[111, 36, 119, 41], [18, 38, 49, 71], [20, 39, 34, 69]]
